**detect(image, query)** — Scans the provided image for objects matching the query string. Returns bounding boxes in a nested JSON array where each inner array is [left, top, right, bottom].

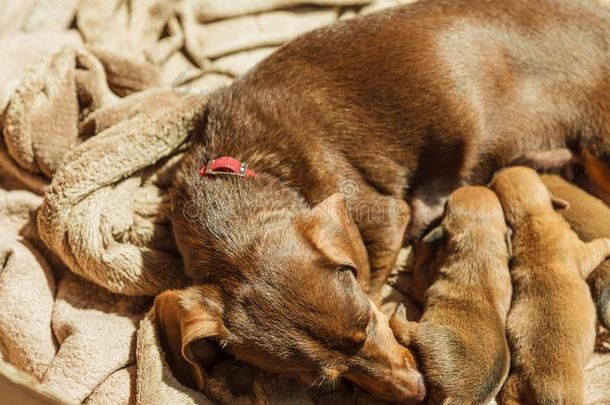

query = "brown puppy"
[[390, 186, 512, 404], [158, 0, 610, 400], [491, 167, 610, 405], [542, 174, 610, 330]]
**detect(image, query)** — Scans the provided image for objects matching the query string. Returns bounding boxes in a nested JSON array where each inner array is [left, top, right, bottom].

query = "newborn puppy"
[[491, 167, 610, 405], [390, 186, 512, 404], [541, 174, 610, 330]]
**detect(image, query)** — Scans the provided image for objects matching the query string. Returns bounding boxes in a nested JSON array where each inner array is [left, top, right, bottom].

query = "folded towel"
[[192, 0, 372, 23], [182, 7, 338, 62], [585, 353, 610, 404], [84, 365, 137, 405], [0, 191, 56, 380], [0, 0, 38, 38], [0, 189, 150, 405], [38, 92, 205, 296], [41, 272, 149, 403]]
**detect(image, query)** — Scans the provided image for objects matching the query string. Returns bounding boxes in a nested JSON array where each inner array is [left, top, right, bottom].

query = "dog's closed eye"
[[338, 263, 358, 278]]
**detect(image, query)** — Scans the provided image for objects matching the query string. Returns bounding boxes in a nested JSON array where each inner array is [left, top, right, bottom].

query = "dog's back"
[[213, 0, 610, 187], [203, 0, 610, 238]]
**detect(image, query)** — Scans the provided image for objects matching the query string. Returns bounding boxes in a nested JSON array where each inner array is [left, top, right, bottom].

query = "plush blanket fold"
[[37, 91, 204, 296]]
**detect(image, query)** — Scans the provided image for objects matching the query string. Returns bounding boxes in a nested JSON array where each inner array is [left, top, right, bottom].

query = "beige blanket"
[[1, 0, 609, 404]]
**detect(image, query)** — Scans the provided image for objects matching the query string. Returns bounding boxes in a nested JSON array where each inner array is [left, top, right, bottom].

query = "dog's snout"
[[385, 362, 426, 402], [345, 367, 426, 403], [345, 340, 426, 402], [404, 370, 426, 401]]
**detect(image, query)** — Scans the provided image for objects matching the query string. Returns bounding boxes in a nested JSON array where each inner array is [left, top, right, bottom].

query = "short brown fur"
[[158, 0, 610, 401], [541, 174, 610, 329], [491, 167, 610, 405], [391, 186, 512, 404]]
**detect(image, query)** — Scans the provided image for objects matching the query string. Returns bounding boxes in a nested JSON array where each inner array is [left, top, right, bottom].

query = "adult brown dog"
[[491, 167, 610, 405], [542, 174, 610, 330], [390, 186, 512, 404], [155, 0, 610, 401]]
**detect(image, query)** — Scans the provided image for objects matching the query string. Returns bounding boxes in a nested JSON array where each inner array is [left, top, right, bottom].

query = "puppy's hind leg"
[[575, 238, 610, 279]]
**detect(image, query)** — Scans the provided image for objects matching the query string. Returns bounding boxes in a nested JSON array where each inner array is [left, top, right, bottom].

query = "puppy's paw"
[[596, 323, 610, 353], [390, 303, 418, 346]]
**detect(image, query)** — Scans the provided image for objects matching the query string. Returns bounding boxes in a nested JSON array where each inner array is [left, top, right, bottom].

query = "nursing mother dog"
[[154, 0, 610, 402]]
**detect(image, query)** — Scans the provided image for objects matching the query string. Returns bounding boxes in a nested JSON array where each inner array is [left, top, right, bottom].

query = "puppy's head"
[[157, 192, 425, 402], [418, 186, 510, 273], [490, 166, 570, 225], [443, 186, 507, 238]]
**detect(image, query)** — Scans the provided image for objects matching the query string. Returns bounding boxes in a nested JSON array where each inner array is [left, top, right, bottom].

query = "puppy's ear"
[[422, 225, 444, 245], [297, 193, 370, 286], [550, 194, 570, 210], [154, 286, 225, 391]]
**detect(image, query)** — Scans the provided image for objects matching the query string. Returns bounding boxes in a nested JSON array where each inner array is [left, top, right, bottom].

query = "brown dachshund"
[[156, 0, 610, 401], [541, 174, 610, 330], [491, 167, 610, 405], [390, 186, 512, 404]]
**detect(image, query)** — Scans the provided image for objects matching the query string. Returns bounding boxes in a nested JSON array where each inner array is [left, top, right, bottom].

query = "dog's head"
[[157, 190, 425, 402], [490, 166, 570, 225]]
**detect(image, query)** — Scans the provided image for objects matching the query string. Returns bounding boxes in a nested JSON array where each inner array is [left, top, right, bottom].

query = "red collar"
[[199, 156, 256, 178]]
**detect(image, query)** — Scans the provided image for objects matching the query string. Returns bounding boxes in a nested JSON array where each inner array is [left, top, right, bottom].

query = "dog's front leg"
[[350, 194, 410, 305]]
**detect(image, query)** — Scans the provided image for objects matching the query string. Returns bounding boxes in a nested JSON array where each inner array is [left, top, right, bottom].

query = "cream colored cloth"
[[0, 190, 55, 381], [0, 188, 148, 405], [41, 272, 149, 403], [37, 91, 201, 296], [0, 0, 37, 38], [585, 353, 610, 405]]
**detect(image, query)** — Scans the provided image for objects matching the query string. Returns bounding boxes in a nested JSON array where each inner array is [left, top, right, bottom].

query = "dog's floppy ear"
[[297, 193, 370, 286], [550, 194, 570, 210], [154, 286, 225, 390]]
